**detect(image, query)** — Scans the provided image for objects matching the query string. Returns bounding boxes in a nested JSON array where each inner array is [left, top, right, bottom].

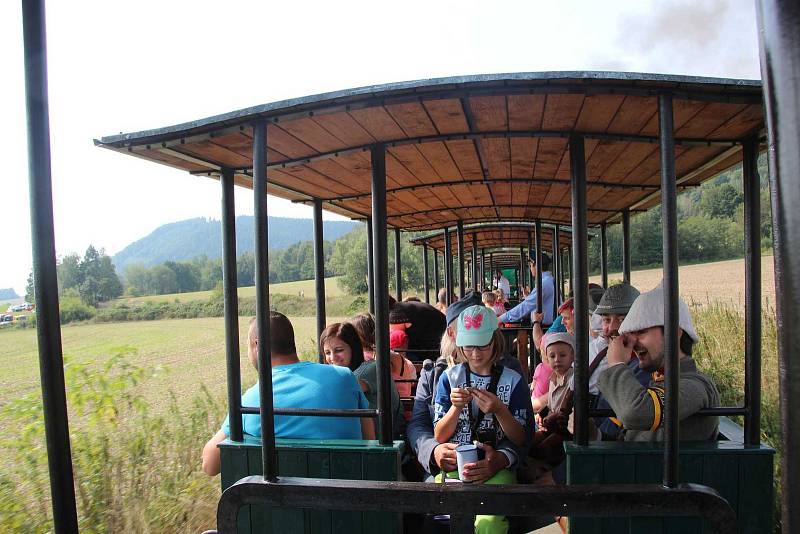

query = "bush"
[[0, 348, 223, 533], [60, 292, 96, 323]]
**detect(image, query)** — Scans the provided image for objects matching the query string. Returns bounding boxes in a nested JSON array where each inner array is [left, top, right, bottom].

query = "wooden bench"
[[565, 418, 774, 534], [219, 436, 404, 533]]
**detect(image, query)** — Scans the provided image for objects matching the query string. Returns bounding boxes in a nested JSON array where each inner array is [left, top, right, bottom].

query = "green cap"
[[455, 305, 499, 347]]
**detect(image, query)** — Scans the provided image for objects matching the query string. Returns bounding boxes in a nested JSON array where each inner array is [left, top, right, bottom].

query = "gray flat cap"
[[595, 283, 640, 315]]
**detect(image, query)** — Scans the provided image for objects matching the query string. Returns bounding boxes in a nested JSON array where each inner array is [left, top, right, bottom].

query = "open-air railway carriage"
[[21, 0, 800, 532]]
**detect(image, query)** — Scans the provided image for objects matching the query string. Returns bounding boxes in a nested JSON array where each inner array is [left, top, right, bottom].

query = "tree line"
[[122, 239, 335, 297]]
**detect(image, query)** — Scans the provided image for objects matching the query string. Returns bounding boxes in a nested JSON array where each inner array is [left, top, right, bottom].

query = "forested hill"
[[113, 216, 358, 272]]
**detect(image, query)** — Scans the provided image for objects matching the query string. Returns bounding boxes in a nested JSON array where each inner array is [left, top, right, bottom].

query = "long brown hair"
[[319, 322, 365, 372]]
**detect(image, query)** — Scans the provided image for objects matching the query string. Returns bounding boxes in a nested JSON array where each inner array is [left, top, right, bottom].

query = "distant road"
[[588, 255, 775, 308]]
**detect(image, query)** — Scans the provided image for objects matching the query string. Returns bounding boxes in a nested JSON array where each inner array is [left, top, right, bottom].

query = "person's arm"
[[408, 365, 457, 475], [471, 389, 526, 447], [460, 443, 510, 483], [532, 392, 549, 413], [532, 311, 545, 348], [201, 430, 227, 476], [499, 290, 537, 323], [433, 387, 469, 443], [360, 417, 376, 440]]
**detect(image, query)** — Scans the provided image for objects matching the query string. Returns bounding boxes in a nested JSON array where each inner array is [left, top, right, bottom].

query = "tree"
[[25, 271, 35, 304], [57, 253, 82, 294], [699, 183, 742, 219]]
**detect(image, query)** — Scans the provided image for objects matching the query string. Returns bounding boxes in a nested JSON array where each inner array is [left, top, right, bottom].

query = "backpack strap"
[[466, 363, 504, 442]]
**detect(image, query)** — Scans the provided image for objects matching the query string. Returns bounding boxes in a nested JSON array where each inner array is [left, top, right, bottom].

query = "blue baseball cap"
[[455, 305, 499, 347]]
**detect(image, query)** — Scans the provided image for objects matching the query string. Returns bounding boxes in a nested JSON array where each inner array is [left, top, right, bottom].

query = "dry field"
[[588, 254, 776, 308]]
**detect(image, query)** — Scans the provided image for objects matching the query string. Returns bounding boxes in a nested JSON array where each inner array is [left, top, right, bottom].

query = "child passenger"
[[433, 305, 529, 534], [320, 322, 404, 438], [482, 290, 505, 317]]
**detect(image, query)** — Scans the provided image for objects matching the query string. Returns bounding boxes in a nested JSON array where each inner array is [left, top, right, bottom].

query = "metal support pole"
[[22, 1, 79, 528], [622, 209, 632, 284], [423, 244, 430, 304], [480, 249, 485, 290], [570, 133, 590, 445], [757, 2, 800, 526], [552, 226, 560, 318], [535, 220, 543, 314], [489, 253, 494, 289], [371, 144, 393, 444], [659, 94, 680, 488], [313, 198, 326, 359], [221, 168, 243, 440], [568, 248, 574, 296], [528, 230, 534, 289], [600, 222, 609, 288], [253, 121, 277, 481], [433, 248, 440, 300], [743, 137, 762, 447], [444, 228, 453, 305], [472, 234, 479, 292], [457, 221, 466, 298], [519, 246, 525, 298], [394, 227, 402, 301], [367, 219, 375, 314]]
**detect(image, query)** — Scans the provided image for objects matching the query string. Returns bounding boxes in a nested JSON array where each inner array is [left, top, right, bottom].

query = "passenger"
[[434, 288, 448, 313], [201, 313, 373, 476], [321, 322, 404, 438], [407, 291, 526, 484], [493, 270, 511, 300], [389, 329, 417, 400], [498, 252, 555, 327], [531, 333, 576, 457], [598, 282, 721, 441], [482, 290, 503, 316], [433, 305, 529, 534], [351, 312, 376, 361], [389, 298, 447, 362]]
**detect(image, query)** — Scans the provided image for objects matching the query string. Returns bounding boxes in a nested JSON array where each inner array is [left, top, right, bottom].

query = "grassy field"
[[111, 276, 344, 305], [0, 316, 342, 426], [588, 254, 776, 306]]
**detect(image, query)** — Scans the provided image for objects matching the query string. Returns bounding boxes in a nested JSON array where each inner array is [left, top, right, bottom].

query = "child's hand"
[[471, 389, 503, 414], [450, 388, 472, 409]]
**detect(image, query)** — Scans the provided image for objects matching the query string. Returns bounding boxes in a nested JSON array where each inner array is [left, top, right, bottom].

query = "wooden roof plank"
[[385, 102, 439, 137], [311, 113, 377, 146], [507, 94, 546, 130], [606, 95, 657, 135], [348, 106, 406, 141], [445, 139, 484, 180], [509, 137, 537, 177], [574, 94, 626, 132], [278, 117, 352, 153], [483, 138, 512, 179], [541, 93, 586, 130], [469, 95, 508, 131], [423, 99, 469, 134]]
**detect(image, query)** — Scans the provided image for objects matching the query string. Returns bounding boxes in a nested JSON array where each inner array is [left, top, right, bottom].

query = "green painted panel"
[[220, 446, 252, 533], [306, 451, 333, 534], [278, 450, 309, 477], [602, 454, 635, 534], [246, 449, 270, 533], [568, 454, 603, 534], [737, 453, 774, 534], [666, 454, 704, 534], [363, 451, 399, 481], [630, 453, 663, 533], [330, 452, 364, 533]]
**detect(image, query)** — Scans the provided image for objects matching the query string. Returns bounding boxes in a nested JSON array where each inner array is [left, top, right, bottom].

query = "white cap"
[[618, 281, 698, 342]]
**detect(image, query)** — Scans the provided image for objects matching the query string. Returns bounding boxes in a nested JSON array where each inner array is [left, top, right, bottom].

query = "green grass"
[[0, 315, 342, 428], [112, 276, 344, 305]]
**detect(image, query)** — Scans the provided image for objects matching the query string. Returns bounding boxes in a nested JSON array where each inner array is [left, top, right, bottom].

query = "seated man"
[[202, 312, 372, 476], [389, 298, 447, 362], [598, 282, 720, 441]]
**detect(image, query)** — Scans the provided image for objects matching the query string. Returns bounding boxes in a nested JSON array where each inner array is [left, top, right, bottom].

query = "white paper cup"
[[455, 444, 479, 482]]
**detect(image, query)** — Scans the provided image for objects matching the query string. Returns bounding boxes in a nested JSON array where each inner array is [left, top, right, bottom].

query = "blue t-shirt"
[[221, 361, 369, 439], [433, 363, 529, 445]]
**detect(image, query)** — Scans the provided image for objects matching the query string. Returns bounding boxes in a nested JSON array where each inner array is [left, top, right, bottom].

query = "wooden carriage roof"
[[410, 223, 574, 254], [95, 72, 763, 230]]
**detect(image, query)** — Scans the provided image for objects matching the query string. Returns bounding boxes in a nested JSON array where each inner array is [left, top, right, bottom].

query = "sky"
[[0, 0, 761, 296]]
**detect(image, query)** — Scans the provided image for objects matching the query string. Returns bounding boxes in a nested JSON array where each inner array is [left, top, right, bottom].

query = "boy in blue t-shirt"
[[202, 313, 371, 476]]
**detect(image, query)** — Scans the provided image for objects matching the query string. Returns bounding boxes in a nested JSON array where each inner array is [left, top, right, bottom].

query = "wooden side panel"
[[666, 453, 704, 533], [629, 453, 663, 534], [330, 452, 364, 534], [601, 454, 635, 534], [220, 446, 252, 533], [306, 452, 333, 534], [737, 453, 774, 534], [567, 454, 603, 534]]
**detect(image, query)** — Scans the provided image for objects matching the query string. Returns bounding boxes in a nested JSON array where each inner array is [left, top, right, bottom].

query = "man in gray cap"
[[598, 282, 720, 441], [407, 291, 527, 482]]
